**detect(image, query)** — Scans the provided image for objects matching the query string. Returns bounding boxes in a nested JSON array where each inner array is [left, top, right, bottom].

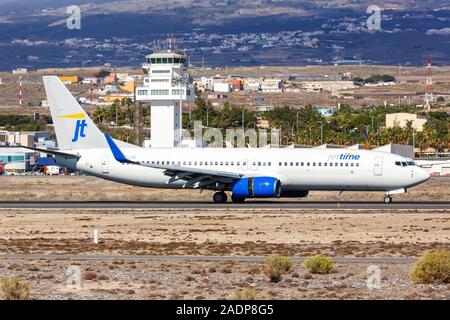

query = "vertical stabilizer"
[[43, 76, 107, 150]]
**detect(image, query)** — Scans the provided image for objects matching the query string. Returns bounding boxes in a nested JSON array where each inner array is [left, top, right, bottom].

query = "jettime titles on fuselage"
[[327, 153, 361, 161]]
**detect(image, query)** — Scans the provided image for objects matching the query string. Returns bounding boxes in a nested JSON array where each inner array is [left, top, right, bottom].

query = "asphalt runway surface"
[[0, 254, 416, 264], [0, 201, 449, 209]]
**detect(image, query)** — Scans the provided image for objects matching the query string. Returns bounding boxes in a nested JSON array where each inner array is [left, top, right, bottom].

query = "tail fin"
[[43, 76, 107, 150]]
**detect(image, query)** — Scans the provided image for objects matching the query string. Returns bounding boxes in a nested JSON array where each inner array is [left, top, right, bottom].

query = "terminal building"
[[0, 131, 55, 174], [136, 50, 195, 148]]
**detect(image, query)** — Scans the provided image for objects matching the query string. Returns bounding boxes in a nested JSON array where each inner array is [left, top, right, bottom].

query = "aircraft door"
[[101, 155, 109, 174], [373, 157, 383, 176]]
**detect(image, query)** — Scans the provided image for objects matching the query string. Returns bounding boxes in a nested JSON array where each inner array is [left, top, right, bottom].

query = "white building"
[[261, 79, 283, 93], [136, 50, 194, 148], [12, 68, 27, 75], [213, 82, 233, 93]]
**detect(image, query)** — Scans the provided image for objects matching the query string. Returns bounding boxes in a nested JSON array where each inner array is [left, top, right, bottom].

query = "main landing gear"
[[213, 191, 228, 203], [213, 192, 246, 203]]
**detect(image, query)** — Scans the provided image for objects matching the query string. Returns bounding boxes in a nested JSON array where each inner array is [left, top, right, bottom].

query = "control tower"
[[136, 50, 194, 148]]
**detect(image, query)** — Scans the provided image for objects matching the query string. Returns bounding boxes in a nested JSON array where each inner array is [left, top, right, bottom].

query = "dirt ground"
[[0, 176, 449, 300], [1, 175, 449, 202], [1, 259, 449, 300]]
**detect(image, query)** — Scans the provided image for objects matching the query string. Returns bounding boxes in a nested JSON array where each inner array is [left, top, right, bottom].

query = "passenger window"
[[268, 162, 271, 166], [237, 162, 240, 166], [225, 162, 229, 166], [313, 162, 316, 167], [356, 163, 359, 167], [284, 162, 288, 166], [402, 162, 407, 167], [324, 163, 327, 167], [307, 162, 310, 166], [279, 162, 282, 166], [351, 163, 354, 167], [290, 162, 293, 166], [301, 162, 304, 166], [340, 163, 343, 167], [231, 162, 234, 166], [318, 162, 322, 167], [345, 163, 349, 167]]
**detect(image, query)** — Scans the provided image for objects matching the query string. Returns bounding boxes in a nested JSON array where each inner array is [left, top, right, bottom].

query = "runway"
[[0, 254, 416, 264], [0, 200, 449, 209]]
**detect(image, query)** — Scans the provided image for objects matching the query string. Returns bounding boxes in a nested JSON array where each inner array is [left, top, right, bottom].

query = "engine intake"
[[232, 177, 281, 198]]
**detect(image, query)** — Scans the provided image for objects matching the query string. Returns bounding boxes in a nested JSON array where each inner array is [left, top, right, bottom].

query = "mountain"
[[0, 0, 448, 70]]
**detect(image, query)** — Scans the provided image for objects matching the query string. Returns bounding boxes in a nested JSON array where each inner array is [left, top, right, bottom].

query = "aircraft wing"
[[143, 163, 243, 189], [104, 134, 249, 189]]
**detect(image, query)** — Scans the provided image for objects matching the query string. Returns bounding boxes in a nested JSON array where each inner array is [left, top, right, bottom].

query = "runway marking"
[[0, 254, 417, 264], [0, 201, 449, 210]]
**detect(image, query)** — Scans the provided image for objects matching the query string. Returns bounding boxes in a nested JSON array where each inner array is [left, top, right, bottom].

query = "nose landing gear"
[[383, 196, 393, 204]]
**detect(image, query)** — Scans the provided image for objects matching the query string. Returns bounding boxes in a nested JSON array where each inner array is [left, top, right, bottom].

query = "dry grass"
[[0, 277, 31, 300], [411, 250, 450, 284]]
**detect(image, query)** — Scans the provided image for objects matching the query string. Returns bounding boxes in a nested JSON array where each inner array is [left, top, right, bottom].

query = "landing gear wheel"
[[231, 195, 246, 203], [384, 196, 392, 204], [213, 192, 228, 203]]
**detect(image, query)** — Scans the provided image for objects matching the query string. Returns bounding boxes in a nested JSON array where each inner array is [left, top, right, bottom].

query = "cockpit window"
[[396, 161, 416, 167]]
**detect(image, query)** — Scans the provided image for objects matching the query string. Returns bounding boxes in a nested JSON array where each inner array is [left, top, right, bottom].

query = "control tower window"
[[162, 58, 168, 64], [156, 58, 162, 64], [168, 58, 173, 64], [174, 57, 181, 64], [150, 58, 156, 64]]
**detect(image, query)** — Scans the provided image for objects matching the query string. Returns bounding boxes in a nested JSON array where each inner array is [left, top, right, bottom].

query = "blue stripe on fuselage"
[[104, 134, 129, 163]]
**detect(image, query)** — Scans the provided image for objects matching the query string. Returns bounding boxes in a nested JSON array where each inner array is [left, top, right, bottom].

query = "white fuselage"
[[57, 147, 430, 193]]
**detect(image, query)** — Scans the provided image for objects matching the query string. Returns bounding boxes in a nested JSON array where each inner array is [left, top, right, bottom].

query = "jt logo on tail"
[[72, 119, 87, 142]]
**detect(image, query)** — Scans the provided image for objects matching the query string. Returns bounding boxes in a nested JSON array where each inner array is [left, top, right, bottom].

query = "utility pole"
[[425, 55, 433, 110]]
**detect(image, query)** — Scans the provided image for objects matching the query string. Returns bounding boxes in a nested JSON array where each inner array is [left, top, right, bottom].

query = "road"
[[0, 254, 416, 264], [0, 201, 449, 209]]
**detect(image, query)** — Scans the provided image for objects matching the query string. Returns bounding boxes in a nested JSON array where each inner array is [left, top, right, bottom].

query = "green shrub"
[[411, 250, 450, 284], [0, 277, 31, 300], [304, 255, 334, 274], [265, 255, 293, 273], [228, 287, 259, 300], [263, 255, 293, 282]]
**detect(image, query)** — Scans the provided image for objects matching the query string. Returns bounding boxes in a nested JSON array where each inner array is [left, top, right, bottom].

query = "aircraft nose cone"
[[416, 168, 430, 183]]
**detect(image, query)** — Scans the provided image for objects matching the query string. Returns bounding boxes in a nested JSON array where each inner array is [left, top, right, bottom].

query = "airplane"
[[25, 76, 431, 204]]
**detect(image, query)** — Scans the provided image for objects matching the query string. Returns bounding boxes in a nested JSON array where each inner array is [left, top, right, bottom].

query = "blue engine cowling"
[[231, 177, 281, 198]]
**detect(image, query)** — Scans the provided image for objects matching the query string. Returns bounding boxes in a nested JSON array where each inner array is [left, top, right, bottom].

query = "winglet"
[[104, 134, 135, 163]]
